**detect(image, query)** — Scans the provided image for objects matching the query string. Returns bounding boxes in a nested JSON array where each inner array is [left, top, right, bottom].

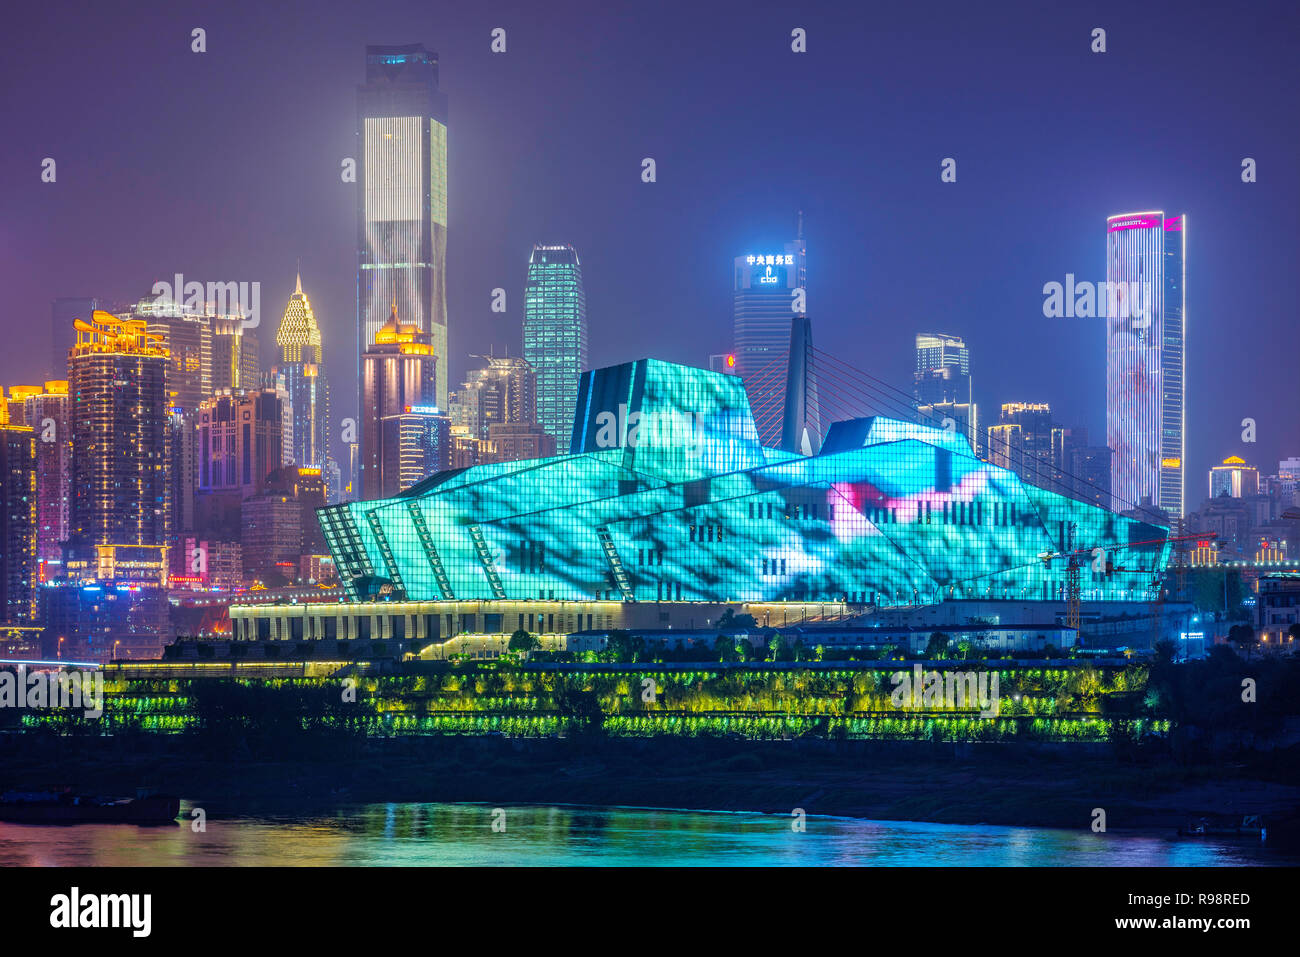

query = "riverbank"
[[5, 735, 1300, 839]]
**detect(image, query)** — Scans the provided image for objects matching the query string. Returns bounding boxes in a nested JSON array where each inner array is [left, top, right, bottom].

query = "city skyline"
[[4, 3, 1294, 491]]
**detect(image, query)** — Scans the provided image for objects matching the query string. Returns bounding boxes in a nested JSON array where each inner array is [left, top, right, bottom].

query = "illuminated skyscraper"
[[356, 43, 449, 408], [0, 420, 36, 622], [1106, 212, 1186, 517], [273, 271, 331, 468], [137, 294, 213, 414], [914, 333, 971, 406], [18, 381, 72, 566], [451, 354, 537, 440], [50, 297, 100, 380], [361, 302, 438, 499], [211, 316, 259, 393], [732, 232, 806, 446], [523, 244, 587, 446], [66, 312, 171, 596]]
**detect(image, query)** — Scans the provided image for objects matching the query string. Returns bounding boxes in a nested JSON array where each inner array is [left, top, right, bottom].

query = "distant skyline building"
[[732, 229, 806, 446], [362, 303, 438, 500], [196, 388, 288, 499], [1209, 455, 1258, 499], [914, 333, 972, 406], [914, 332, 978, 456], [1106, 211, 1186, 517], [356, 43, 449, 409], [136, 295, 214, 414], [450, 354, 537, 441], [211, 315, 260, 393], [18, 381, 71, 567], [524, 244, 588, 447]]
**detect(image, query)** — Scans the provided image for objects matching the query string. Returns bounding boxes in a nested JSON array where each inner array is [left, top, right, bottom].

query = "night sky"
[[3, 0, 1297, 496]]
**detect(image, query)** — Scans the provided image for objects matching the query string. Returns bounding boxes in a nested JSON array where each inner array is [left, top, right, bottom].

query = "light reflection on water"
[[0, 801, 1292, 866]]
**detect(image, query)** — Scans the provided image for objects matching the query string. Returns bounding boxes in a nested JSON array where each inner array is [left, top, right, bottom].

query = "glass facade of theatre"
[[319, 359, 1170, 609]]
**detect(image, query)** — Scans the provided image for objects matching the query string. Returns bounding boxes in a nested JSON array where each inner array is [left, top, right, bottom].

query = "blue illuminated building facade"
[[315, 358, 1170, 609]]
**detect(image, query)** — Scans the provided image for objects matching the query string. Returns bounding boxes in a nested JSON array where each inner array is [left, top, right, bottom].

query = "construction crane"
[[1037, 529, 1214, 641]]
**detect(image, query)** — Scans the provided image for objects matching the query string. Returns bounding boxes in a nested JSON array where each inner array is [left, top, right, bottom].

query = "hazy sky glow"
[[2, 0, 1296, 494]]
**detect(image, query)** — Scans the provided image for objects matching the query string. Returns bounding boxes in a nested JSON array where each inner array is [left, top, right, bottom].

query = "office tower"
[[732, 232, 806, 445], [451, 354, 537, 440], [137, 295, 213, 413], [486, 422, 556, 462], [211, 316, 260, 392], [378, 406, 450, 495], [0, 421, 36, 622], [1209, 456, 1259, 499], [273, 271, 331, 469], [524, 244, 587, 447], [196, 389, 288, 499], [51, 297, 100, 380], [19, 381, 71, 566], [67, 312, 170, 553], [914, 333, 972, 405], [361, 303, 437, 499], [1106, 211, 1186, 516], [357, 43, 449, 408]]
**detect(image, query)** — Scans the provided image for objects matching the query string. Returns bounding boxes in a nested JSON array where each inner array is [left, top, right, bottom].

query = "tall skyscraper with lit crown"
[[274, 271, 331, 469], [356, 43, 449, 408]]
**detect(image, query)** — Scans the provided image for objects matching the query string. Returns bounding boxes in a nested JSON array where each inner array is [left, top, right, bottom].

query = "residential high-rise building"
[[356, 43, 449, 408], [524, 244, 588, 447], [18, 381, 72, 567], [732, 234, 806, 445], [1106, 211, 1186, 517], [450, 354, 537, 440], [273, 271, 331, 469], [0, 421, 36, 622], [51, 297, 100, 380], [67, 312, 170, 553], [361, 303, 438, 499], [136, 294, 214, 414], [169, 406, 198, 541], [1209, 456, 1259, 499]]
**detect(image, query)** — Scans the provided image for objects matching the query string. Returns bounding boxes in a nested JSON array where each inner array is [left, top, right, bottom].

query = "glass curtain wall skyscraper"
[[356, 44, 449, 410], [1105, 212, 1186, 517], [732, 232, 807, 447], [523, 244, 587, 448]]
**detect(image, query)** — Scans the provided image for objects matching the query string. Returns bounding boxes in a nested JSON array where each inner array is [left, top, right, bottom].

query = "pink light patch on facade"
[[1164, 216, 1183, 231], [1107, 214, 1162, 233]]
